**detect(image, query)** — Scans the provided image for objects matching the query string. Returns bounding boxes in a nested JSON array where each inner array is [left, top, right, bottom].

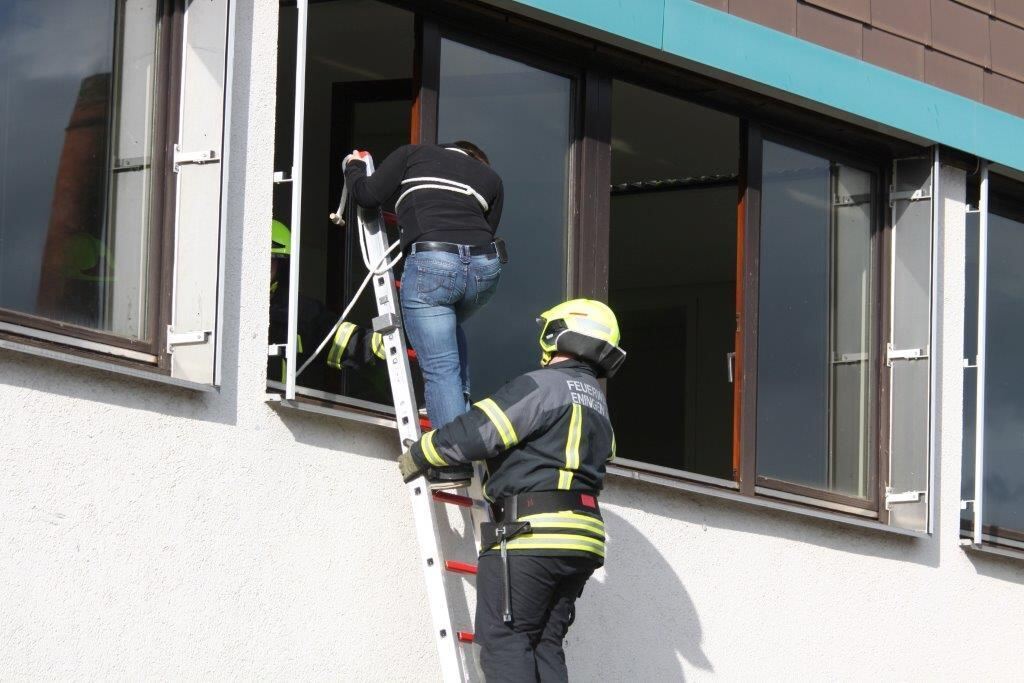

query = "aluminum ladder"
[[344, 153, 489, 682]]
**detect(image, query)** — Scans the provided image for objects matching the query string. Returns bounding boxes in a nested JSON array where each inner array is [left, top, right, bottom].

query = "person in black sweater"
[[345, 141, 505, 487]]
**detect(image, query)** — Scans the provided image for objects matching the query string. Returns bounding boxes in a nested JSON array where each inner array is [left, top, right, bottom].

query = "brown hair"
[[451, 140, 489, 165]]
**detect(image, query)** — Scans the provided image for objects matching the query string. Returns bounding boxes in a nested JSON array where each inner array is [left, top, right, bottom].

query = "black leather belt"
[[410, 240, 497, 256], [494, 490, 600, 522]]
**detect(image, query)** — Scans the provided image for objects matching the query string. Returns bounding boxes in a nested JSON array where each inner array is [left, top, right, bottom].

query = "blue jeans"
[[401, 248, 502, 429]]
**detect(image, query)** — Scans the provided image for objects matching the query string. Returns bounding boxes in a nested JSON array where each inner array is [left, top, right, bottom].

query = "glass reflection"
[[437, 39, 571, 396]]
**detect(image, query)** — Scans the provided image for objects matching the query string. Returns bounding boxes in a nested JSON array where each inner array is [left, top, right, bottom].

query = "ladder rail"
[[352, 155, 474, 682]]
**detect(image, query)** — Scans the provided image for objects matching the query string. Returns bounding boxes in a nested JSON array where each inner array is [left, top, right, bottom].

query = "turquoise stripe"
[[509, 0, 1024, 172]]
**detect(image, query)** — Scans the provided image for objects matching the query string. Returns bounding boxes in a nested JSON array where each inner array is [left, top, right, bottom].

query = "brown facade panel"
[[925, 48, 985, 99], [984, 70, 1024, 117], [797, 3, 863, 58], [871, 0, 932, 44], [729, 0, 797, 35], [930, 0, 991, 66], [994, 0, 1024, 29], [693, 0, 729, 10], [804, 0, 871, 23], [990, 19, 1024, 83], [863, 26, 926, 80], [953, 0, 994, 13]]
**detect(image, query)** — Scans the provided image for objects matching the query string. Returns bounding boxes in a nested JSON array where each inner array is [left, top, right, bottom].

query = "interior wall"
[[608, 81, 738, 476]]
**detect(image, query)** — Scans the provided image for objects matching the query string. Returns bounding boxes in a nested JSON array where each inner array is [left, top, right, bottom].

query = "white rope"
[[295, 238, 400, 378]]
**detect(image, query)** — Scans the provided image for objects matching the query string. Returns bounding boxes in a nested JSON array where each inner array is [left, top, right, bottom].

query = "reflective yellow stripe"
[[475, 398, 518, 448], [559, 403, 582, 490], [519, 512, 605, 534], [610, 432, 617, 461], [327, 323, 357, 368], [521, 520, 605, 534], [420, 431, 447, 467], [501, 533, 605, 557]]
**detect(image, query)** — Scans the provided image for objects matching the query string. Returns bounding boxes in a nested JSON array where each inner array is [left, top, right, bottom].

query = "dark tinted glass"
[[437, 38, 571, 396], [980, 211, 1024, 536], [0, 1, 159, 339], [756, 141, 876, 499]]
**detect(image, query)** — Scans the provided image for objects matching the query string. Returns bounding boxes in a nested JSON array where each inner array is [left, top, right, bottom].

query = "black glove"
[[398, 449, 427, 483]]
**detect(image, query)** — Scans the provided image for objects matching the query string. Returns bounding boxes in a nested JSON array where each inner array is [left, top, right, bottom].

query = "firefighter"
[[345, 141, 505, 487], [397, 299, 625, 682], [268, 219, 382, 383]]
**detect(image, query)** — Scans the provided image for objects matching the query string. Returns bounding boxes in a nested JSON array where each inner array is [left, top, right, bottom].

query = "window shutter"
[[167, 0, 230, 385], [886, 155, 935, 532]]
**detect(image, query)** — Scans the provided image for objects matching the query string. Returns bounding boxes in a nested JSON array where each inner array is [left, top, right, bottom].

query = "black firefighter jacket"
[[409, 359, 616, 562]]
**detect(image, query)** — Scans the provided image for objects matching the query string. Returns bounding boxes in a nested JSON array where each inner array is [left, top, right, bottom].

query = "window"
[[272, 4, 577, 415], [755, 139, 879, 507], [274, 2, 937, 530], [0, 1, 230, 385], [604, 78, 932, 529], [962, 169, 1024, 552]]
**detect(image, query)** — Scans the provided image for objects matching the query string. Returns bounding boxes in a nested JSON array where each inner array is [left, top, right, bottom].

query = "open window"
[[271, 2, 577, 420], [606, 81, 739, 485], [962, 167, 1024, 554], [0, 0, 231, 387]]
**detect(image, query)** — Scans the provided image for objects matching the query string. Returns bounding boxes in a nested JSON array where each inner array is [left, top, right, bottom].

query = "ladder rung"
[[444, 560, 478, 575], [457, 631, 474, 643], [432, 490, 475, 508]]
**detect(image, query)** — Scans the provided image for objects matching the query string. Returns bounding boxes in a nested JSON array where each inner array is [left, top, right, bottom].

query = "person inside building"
[[268, 219, 383, 383], [344, 141, 505, 487], [397, 299, 625, 682]]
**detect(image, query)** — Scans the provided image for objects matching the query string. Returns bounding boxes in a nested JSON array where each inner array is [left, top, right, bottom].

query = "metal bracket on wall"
[[273, 170, 292, 184], [885, 487, 926, 509], [886, 343, 929, 366], [268, 343, 286, 357], [888, 186, 932, 208], [173, 144, 219, 173], [166, 327, 211, 353], [961, 499, 975, 510]]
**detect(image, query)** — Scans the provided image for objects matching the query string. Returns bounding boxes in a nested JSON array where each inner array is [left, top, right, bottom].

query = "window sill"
[[960, 538, 1024, 562], [266, 391, 398, 430], [607, 462, 926, 538], [0, 335, 216, 393]]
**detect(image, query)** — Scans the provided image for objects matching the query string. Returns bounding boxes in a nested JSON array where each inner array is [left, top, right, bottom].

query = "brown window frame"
[[741, 125, 889, 515], [0, 0, 183, 373], [282, 0, 932, 525]]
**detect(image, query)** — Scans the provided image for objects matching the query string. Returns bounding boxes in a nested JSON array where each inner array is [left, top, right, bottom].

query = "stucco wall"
[[2, 2, 1023, 680]]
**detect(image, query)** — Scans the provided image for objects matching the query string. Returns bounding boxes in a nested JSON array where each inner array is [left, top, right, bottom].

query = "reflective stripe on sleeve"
[[420, 431, 447, 467], [475, 398, 518, 448]]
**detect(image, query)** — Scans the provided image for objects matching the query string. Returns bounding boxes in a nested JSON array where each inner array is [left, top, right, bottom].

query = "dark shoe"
[[427, 465, 473, 490]]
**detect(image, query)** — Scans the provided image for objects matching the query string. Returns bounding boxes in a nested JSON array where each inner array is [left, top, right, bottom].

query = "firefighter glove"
[[398, 448, 427, 483]]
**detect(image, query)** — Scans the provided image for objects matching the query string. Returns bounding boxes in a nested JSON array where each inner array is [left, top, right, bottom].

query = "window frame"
[[962, 167, 1024, 552], [743, 125, 888, 514], [273, 4, 590, 415], [275, 0, 939, 529], [0, 0, 183, 368]]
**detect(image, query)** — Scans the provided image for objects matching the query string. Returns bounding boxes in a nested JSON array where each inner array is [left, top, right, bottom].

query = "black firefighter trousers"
[[475, 554, 601, 682]]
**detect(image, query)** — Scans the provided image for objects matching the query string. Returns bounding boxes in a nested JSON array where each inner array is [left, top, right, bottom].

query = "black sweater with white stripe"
[[344, 144, 504, 250]]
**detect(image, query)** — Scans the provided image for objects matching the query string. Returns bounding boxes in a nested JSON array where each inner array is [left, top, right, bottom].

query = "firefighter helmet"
[[537, 299, 626, 377], [271, 219, 291, 258]]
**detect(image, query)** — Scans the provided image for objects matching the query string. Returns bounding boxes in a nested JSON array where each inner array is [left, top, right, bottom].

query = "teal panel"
[[513, 0, 665, 48], [510, 0, 1024, 172]]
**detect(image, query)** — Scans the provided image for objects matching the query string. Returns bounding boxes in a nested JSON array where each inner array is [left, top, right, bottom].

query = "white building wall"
[[1, 3, 1023, 680]]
